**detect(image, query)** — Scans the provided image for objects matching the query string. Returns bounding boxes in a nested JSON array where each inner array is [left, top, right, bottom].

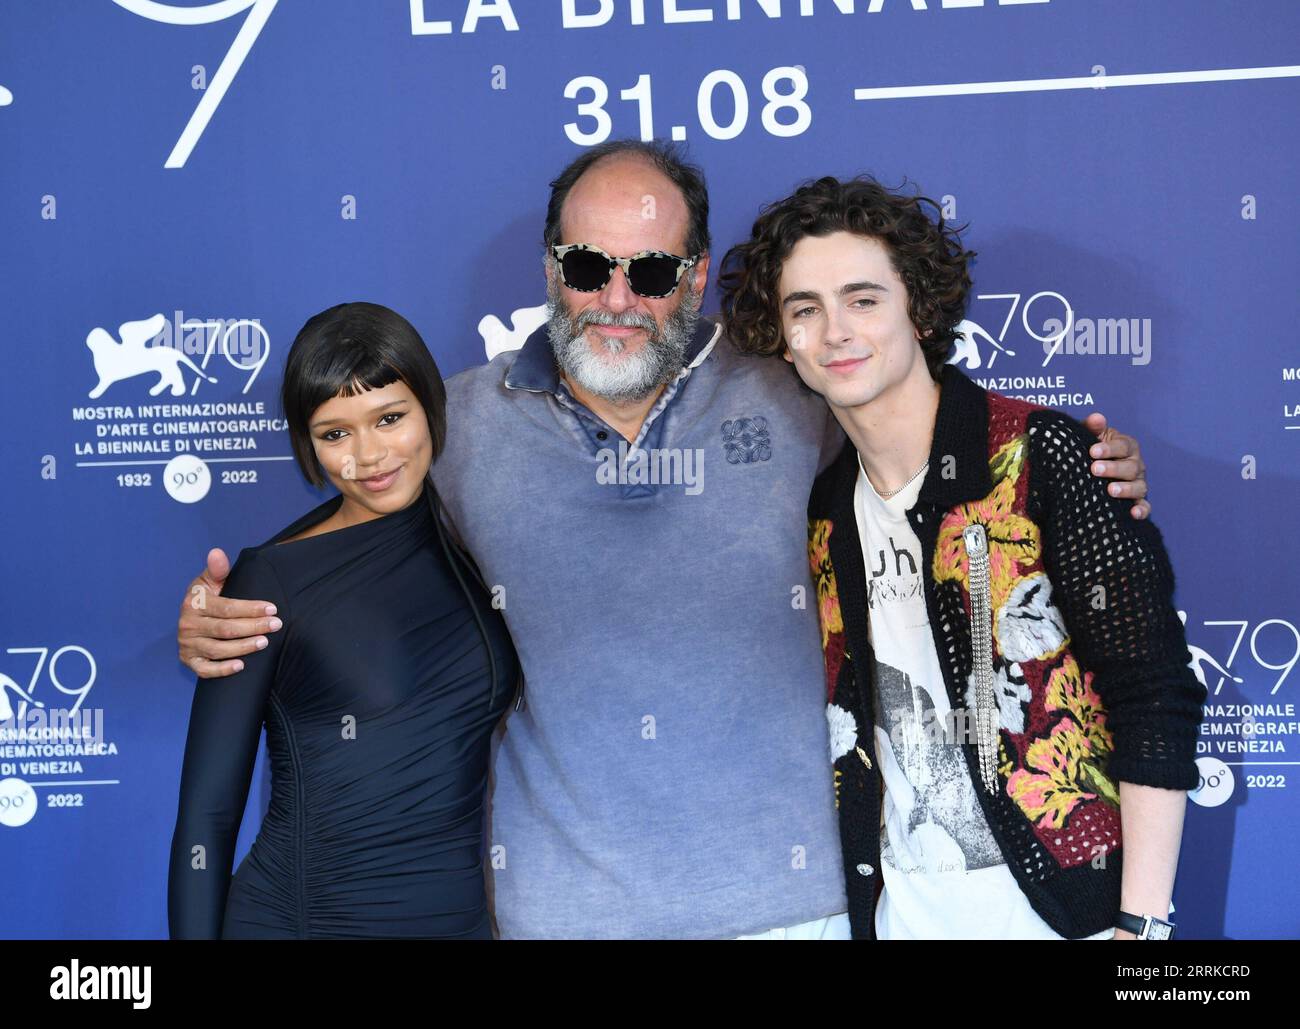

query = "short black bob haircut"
[[281, 302, 446, 488]]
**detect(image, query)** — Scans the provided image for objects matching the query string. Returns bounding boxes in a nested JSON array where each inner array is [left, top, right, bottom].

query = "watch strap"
[[1117, 910, 1176, 939]]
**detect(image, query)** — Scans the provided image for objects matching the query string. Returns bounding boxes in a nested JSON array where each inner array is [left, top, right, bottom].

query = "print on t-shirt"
[[871, 657, 1003, 875], [862, 513, 1005, 877]]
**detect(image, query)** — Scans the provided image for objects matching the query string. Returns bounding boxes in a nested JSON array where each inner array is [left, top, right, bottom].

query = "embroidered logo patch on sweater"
[[721, 416, 772, 464]]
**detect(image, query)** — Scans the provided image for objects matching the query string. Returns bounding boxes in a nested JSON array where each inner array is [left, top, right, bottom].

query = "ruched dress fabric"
[[168, 481, 517, 939]]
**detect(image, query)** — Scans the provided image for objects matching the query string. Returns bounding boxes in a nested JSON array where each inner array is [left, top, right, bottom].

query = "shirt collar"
[[915, 363, 993, 509], [504, 317, 722, 396]]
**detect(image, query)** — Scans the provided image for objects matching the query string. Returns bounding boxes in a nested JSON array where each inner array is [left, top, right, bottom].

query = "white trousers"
[[733, 911, 852, 940]]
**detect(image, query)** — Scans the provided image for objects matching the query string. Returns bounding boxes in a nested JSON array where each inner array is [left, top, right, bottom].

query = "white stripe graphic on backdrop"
[[855, 64, 1300, 101], [76, 457, 294, 466]]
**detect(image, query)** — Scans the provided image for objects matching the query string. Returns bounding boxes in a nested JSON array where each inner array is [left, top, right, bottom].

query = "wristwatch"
[[1117, 911, 1176, 939]]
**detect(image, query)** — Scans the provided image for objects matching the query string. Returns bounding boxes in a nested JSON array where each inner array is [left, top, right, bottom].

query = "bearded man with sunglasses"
[[175, 140, 1151, 939]]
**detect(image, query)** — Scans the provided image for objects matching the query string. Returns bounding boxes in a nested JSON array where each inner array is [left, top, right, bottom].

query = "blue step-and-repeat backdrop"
[[1, 0, 1297, 939]]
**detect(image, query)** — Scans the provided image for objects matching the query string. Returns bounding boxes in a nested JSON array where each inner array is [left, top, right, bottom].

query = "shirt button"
[[596, 430, 608, 441], [856, 863, 874, 877]]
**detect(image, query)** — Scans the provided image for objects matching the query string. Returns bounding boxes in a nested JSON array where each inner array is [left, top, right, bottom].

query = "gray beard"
[[546, 277, 701, 404]]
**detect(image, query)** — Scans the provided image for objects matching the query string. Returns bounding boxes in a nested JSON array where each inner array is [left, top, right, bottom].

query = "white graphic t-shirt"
[[854, 459, 1112, 940]]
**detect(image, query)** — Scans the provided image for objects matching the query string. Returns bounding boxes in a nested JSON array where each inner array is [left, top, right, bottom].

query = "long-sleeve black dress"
[[167, 478, 518, 939]]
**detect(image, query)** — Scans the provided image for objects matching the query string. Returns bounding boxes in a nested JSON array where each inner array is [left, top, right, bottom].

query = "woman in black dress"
[[168, 302, 518, 939]]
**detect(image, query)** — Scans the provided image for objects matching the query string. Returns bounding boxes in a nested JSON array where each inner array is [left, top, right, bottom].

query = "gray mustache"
[[577, 310, 658, 333]]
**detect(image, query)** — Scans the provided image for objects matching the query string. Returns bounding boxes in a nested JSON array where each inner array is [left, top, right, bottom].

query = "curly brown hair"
[[718, 175, 975, 380]]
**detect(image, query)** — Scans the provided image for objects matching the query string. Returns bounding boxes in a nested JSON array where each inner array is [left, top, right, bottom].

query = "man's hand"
[[1083, 413, 1150, 520], [178, 548, 282, 679]]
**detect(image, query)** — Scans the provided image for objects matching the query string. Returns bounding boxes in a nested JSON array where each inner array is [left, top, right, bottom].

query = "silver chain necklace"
[[871, 459, 930, 499]]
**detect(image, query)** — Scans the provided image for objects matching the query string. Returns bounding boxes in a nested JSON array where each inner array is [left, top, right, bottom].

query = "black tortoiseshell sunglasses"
[[550, 243, 699, 299]]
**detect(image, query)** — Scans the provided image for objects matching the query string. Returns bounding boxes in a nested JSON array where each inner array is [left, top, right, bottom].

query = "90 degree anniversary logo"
[[0, 645, 113, 830], [72, 311, 290, 503]]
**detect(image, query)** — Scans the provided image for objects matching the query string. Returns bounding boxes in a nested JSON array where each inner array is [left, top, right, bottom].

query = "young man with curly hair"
[[718, 176, 1206, 940]]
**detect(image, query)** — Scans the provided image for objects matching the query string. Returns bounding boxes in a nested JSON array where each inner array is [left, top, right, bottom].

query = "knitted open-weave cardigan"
[[807, 366, 1206, 939]]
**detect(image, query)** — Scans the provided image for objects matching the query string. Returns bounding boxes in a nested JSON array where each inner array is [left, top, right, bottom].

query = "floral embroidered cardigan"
[[807, 365, 1206, 939]]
